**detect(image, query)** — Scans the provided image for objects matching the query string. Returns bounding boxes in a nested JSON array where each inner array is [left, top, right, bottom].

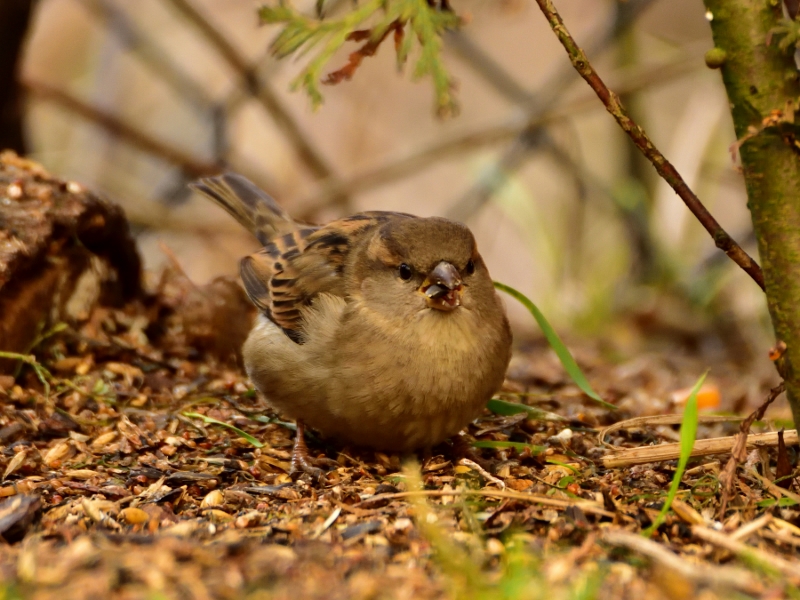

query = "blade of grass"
[[251, 414, 297, 431], [0, 351, 52, 397], [403, 460, 484, 596], [487, 397, 566, 421], [493, 282, 615, 410], [642, 371, 706, 537], [472, 440, 546, 454], [183, 412, 264, 448], [546, 458, 580, 473]]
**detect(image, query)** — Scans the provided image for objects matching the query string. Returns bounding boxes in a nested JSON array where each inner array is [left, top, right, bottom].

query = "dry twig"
[[692, 524, 800, 581], [533, 0, 765, 291], [602, 429, 798, 468], [162, 0, 342, 199], [299, 50, 701, 216], [25, 79, 219, 178], [355, 488, 612, 517], [718, 382, 786, 517], [601, 529, 760, 594], [599, 414, 745, 447]]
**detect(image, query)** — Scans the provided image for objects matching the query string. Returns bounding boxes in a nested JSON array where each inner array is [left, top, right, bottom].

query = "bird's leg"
[[452, 431, 492, 470], [290, 421, 338, 481], [290, 421, 324, 480]]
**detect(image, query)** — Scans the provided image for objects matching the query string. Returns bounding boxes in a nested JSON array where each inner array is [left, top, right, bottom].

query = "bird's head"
[[350, 216, 496, 321]]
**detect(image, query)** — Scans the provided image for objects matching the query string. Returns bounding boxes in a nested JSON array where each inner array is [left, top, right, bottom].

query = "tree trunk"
[[703, 0, 800, 425], [0, 0, 35, 153]]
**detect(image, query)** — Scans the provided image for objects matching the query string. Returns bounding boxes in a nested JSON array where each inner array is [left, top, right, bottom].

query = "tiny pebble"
[[119, 507, 150, 525], [7, 183, 22, 199], [201, 489, 224, 508]]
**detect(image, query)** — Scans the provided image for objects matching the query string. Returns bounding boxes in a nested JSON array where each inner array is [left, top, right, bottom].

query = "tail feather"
[[191, 173, 294, 245]]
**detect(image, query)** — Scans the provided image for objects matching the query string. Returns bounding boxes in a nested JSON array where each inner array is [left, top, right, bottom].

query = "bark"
[[703, 0, 800, 425], [0, 151, 142, 367], [0, 151, 257, 370]]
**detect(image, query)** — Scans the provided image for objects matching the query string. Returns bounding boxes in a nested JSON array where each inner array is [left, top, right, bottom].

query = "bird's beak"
[[421, 261, 463, 311]]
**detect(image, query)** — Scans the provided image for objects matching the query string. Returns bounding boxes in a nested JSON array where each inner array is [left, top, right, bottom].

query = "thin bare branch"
[[533, 0, 765, 291], [601, 529, 760, 594], [447, 0, 658, 220], [598, 414, 746, 447], [77, 0, 214, 110], [23, 79, 280, 197], [718, 382, 785, 517], [161, 0, 343, 201], [299, 51, 701, 215], [353, 487, 612, 517], [692, 524, 800, 581], [24, 79, 218, 178]]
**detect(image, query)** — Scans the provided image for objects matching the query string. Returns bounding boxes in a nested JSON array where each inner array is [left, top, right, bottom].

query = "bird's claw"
[[290, 421, 338, 483]]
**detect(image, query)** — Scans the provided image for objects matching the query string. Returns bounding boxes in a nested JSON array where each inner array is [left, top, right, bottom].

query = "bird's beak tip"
[[421, 261, 463, 311]]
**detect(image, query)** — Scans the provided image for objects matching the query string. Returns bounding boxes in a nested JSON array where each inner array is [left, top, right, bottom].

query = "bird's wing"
[[241, 211, 414, 341]]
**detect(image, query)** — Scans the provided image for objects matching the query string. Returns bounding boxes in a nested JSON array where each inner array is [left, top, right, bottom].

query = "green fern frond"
[[258, 0, 461, 116], [770, 18, 800, 53]]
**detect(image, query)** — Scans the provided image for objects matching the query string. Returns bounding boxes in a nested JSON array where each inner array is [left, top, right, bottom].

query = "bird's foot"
[[451, 432, 492, 470], [290, 421, 338, 483]]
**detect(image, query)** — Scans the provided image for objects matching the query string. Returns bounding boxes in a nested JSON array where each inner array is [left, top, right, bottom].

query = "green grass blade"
[[0, 351, 52, 398], [642, 371, 706, 537], [493, 282, 615, 410], [472, 440, 546, 454], [183, 412, 264, 448], [486, 397, 566, 421]]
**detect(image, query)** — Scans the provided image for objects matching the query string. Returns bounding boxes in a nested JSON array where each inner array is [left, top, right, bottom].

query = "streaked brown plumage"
[[192, 174, 512, 468]]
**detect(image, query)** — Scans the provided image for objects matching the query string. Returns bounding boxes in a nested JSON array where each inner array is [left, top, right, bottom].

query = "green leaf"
[[486, 397, 566, 421], [472, 440, 546, 454], [493, 281, 615, 410], [642, 371, 706, 537], [0, 351, 52, 397], [183, 412, 264, 448], [251, 415, 297, 431], [756, 497, 798, 508], [546, 459, 580, 473], [257, 0, 459, 114]]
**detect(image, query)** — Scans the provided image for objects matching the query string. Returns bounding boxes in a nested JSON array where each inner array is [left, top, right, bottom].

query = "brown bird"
[[192, 174, 512, 478]]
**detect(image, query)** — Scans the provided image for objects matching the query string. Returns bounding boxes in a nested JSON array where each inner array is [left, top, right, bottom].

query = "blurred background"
[[2, 0, 775, 378]]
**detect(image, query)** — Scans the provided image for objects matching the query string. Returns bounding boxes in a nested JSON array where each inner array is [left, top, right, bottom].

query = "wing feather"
[[194, 174, 416, 342]]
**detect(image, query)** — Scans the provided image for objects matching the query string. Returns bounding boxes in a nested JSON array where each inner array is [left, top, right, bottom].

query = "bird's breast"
[[244, 297, 510, 451]]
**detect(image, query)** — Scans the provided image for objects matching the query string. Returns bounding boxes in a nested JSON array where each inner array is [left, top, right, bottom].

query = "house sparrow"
[[192, 174, 512, 477]]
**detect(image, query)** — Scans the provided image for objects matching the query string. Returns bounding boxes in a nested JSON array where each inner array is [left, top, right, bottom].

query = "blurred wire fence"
[[6, 0, 771, 359]]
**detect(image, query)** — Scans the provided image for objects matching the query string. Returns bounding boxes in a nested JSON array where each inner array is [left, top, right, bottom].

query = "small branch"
[[448, 0, 658, 221], [299, 51, 700, 215], [77, 0, 214, 111], [161, 0, 345, 203], [534, 0, 766, 291], [729, 512, 773, 541], [692, 524, 800, 581], [718, 382, 785, 517], [602, 429, 798, 468], [24, 80, 280, 200], [24, 79, 219, 178], [354, 487, 612, 517], [601, 529, 760, 594], [752, 471, 800, 505], [599, 414, 745, 447], [0, 0, 33, 154], [0, 351, 51, 397]]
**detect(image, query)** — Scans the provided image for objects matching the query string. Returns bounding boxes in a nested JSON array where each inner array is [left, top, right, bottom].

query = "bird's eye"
[[398, 263, 413, 280], [465, 259, 475, 275]]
